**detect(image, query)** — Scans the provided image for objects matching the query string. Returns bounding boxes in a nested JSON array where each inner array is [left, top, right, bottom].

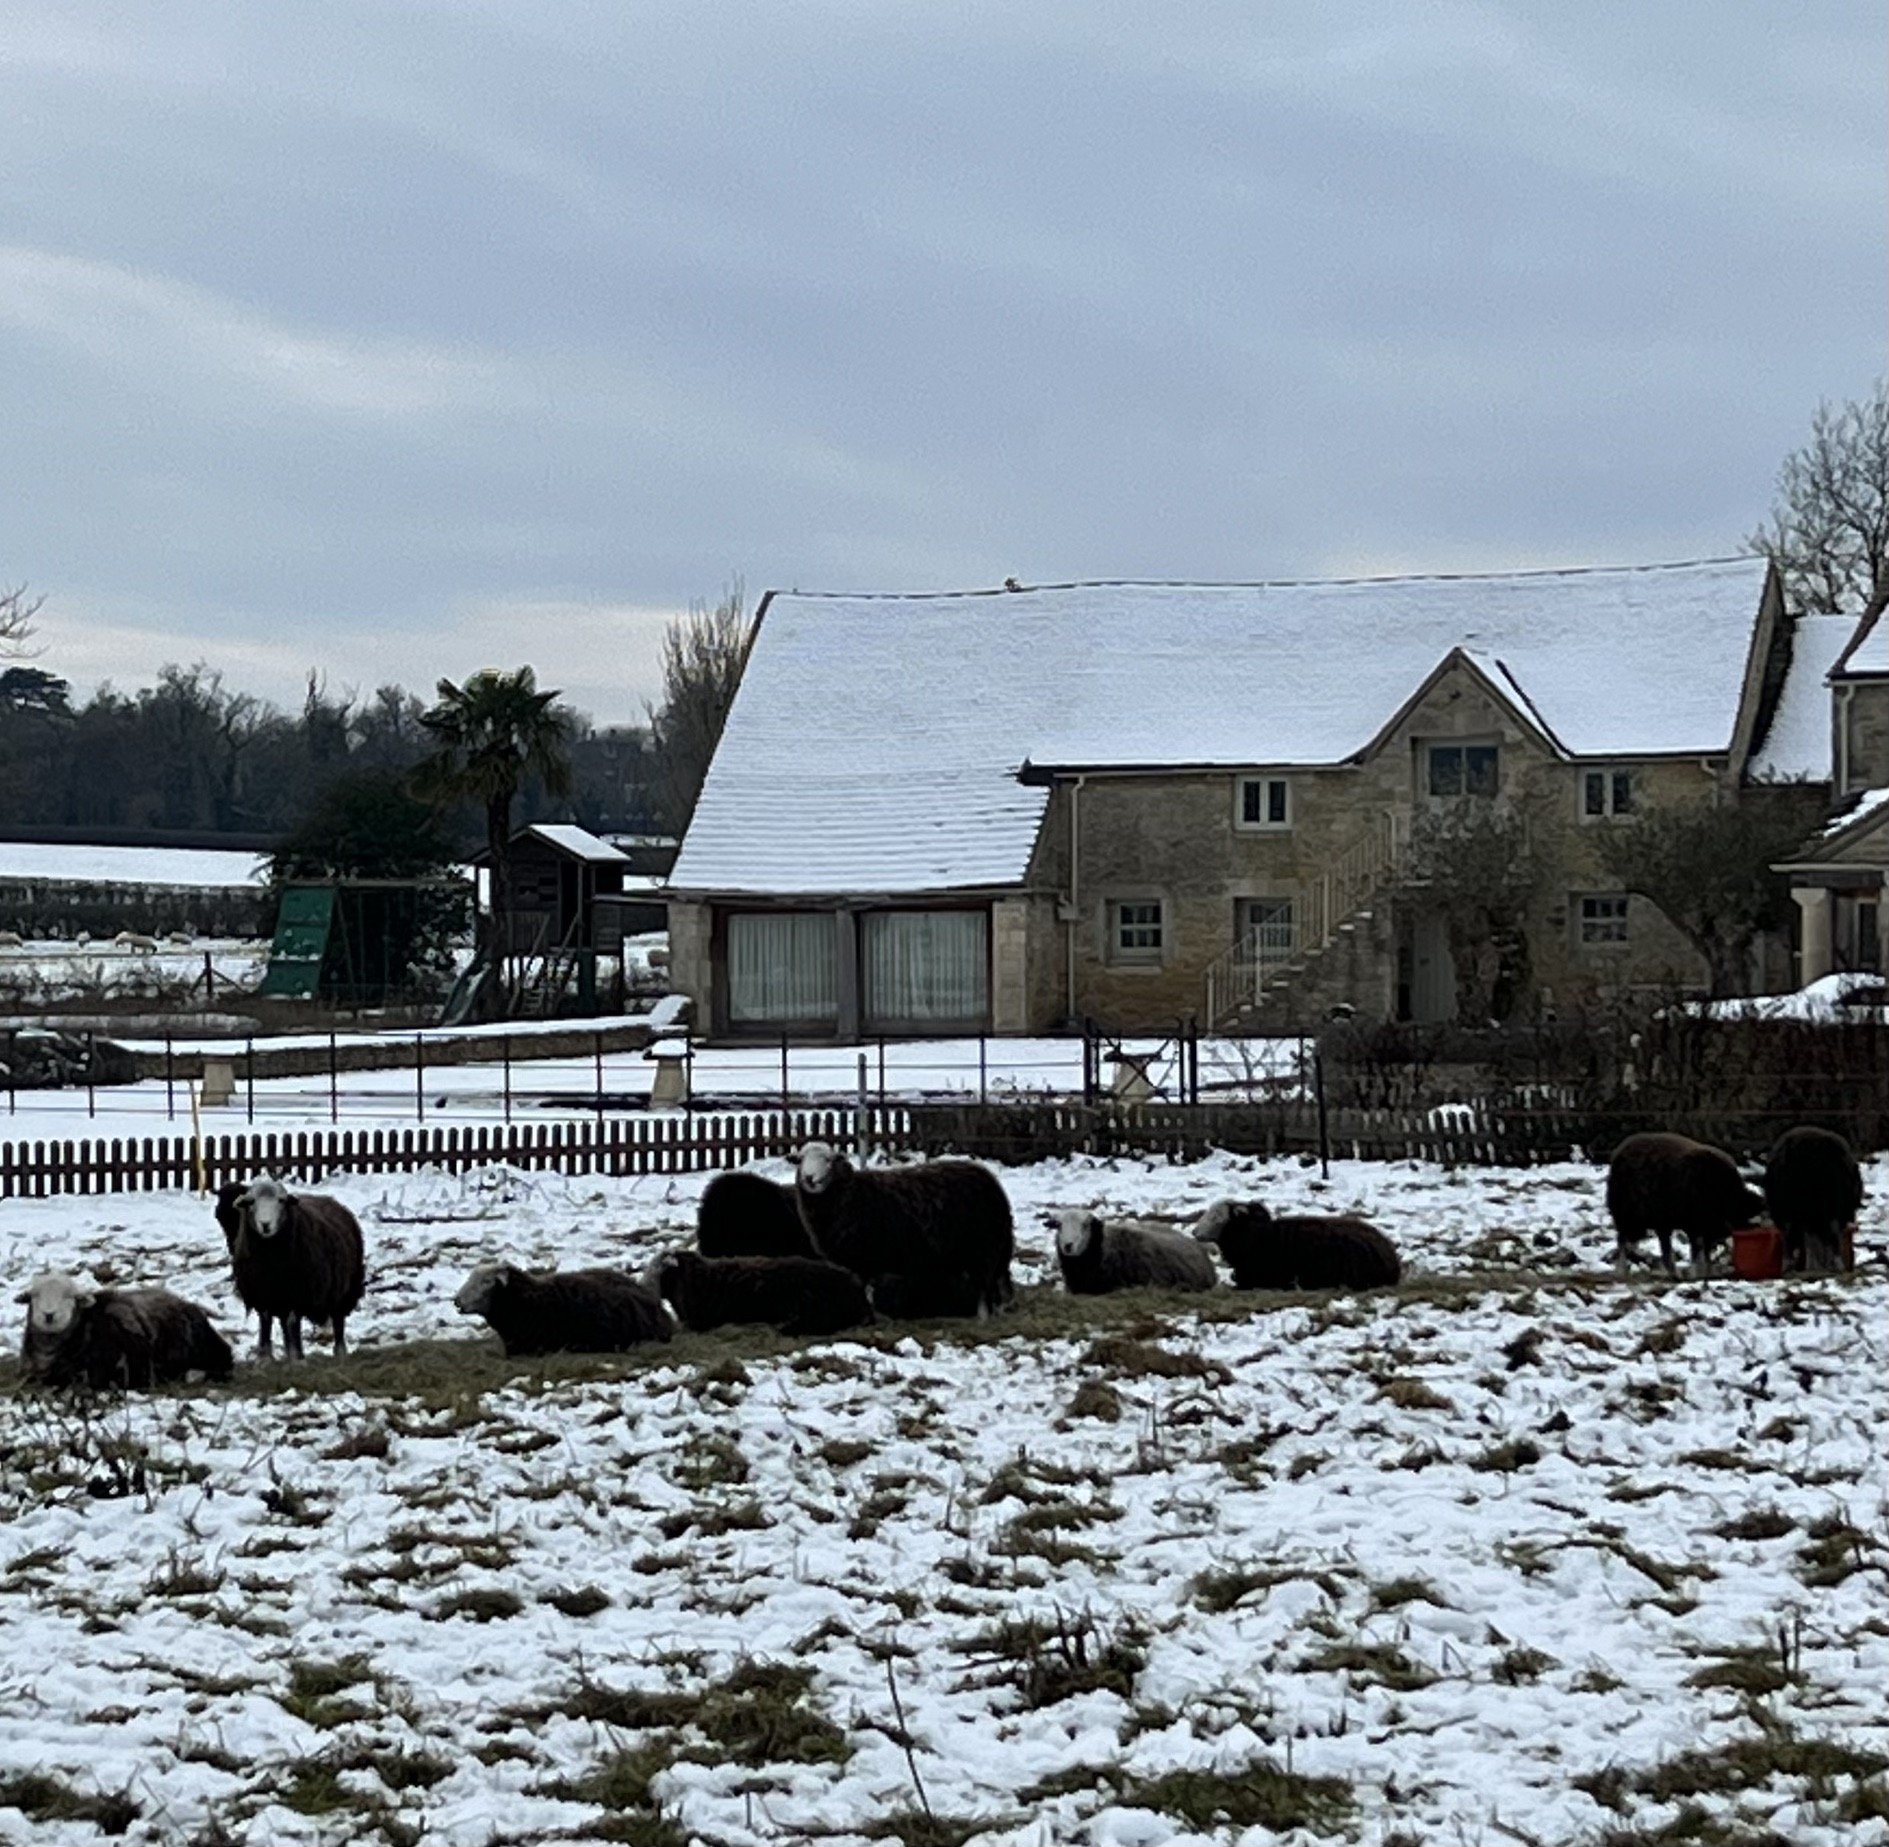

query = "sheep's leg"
[[255, 1314, 274, 1360], [1655, 1228, 1676, 1276], [331, 1317, 348, 1358], [284, 1315, 304, 1361]]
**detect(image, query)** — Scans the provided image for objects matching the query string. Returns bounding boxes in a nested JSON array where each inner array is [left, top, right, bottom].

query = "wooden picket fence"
[[0, 1097, 1595, 1199]]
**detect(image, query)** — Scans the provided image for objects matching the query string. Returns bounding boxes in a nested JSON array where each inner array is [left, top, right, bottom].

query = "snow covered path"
[[0, 1155, 1883, 1844]]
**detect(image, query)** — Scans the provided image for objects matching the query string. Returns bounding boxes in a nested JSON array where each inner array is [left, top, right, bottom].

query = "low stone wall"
[[0, 878, 267, 940]]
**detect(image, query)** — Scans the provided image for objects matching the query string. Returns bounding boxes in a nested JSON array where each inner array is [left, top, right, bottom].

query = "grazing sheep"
[[1056, 1209, 1219, 1295], [113, 930, 159, 953], [16, 1273, 233, 1389], [229, 1176, 366, 1359], [0, 930, 21, 949], [167, 930, 194, 947], [1193, 1201, 1402, 1291], [654, 1250, 871, 1336], [794, 1141, 1014, 1319], [1605, 1131, 1763, 1275], [454, 1262, 671, 1356], [1763, 1126, 1862, 1275], [697, 1169, 813, 1258]]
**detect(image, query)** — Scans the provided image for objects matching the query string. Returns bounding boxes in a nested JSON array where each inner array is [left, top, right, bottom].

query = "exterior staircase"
[[1203, 811, 1408, 1030]]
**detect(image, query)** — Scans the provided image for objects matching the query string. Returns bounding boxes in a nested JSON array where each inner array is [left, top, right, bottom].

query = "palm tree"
[[415, 667, 573, 1013]]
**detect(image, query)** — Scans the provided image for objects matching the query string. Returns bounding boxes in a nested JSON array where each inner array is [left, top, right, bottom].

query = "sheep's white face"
[[454, 1264, 506, 1316], [1056, 1209, 1101, 1258], [244, 1176, 289, 1238], [16, 1271, 92, 1336], [1192, 1200, 1232, 1245], [798, 1141, 838, 1195]]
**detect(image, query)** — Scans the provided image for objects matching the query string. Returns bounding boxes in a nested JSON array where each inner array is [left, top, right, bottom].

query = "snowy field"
[[0, 1152, 1884, 1845], [0, 939, 266, 1010], [0, 1033, 1303, 1142], [0, 843, 268, 887]]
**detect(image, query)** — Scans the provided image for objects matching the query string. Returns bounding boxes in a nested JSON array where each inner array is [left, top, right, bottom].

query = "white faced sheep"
[[1193, 1201, 1403, 1291], [1056, 1209, 1219, 1295], [0, 930, 21, 949], [697, 1169, 813, 1258], [794, 1141, 1015, 1319], [17, 1272, 233, 1389], [654, 1250, 872, 1336], [229, 1176, 367, 1359], [1763, 1126, 1862, 1275], [1605, 1131, 1764, 1275], [454, 1262, 672, 1357]]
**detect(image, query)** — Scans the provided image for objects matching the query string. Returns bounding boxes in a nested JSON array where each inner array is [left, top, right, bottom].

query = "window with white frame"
[[1236, 775, 1292, 830], [1236, 895, 1295, 955], [1577, 893, 1630, 947], [1426, 741, 1500, 799], [1109, 899, 1164, 964], [1581, 767, 1635, 820]]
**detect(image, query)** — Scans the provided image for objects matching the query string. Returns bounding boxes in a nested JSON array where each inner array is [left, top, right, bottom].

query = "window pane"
[[1428, 747, 1462, 797], [1583, 771, 1605, 817], [1465, 746, 1499, 796], [1241, 898, 1294, 953], [1241, 780, 1261, 823], [1114, 901, 1162, 954], [727, 913, 837, 1022], [862, 911, 988, 1024], [1267, 779, 1289, 824], [1612, 770, 1634, 814]]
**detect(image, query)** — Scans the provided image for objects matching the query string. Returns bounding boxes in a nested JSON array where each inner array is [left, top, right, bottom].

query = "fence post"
[[1314, 1048, 1330, 1180], [856, 1053, 869, 1160], [594, 1031, 605, 1130], [503, 1033, 512, 1125], [203, 950, 216, 1004], [414, 1033, 424, 1124], [684, 1030, 694, 1106], [7, 1027, 15, 1115], [978, 1034, 987, 1106], [780, 1031, 789, 1111], [329, 1030, 339, 1126], [246, 1039, 255, 1127], [86, 1031, 95, 1120], [877, 1037, 886, 1105], [165, 1035, 175, 1122]]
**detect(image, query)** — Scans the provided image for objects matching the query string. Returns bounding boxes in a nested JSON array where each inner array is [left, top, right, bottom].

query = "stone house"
[[667, 557, 1842, 1038]]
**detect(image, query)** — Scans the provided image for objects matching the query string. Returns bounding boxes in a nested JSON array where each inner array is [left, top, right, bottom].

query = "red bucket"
[[1731, 1222, 1858, 1280]]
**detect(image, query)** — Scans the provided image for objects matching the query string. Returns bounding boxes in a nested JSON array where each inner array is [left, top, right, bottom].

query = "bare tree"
[[0, 584, 44, 655], [648, 578, 752, 835], [1748, 380, 1889, 621], [1402, 802, 1544, 1024]]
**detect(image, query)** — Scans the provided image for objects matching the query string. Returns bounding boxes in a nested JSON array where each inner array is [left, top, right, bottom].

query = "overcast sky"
[[1, 3, 1882, 727]]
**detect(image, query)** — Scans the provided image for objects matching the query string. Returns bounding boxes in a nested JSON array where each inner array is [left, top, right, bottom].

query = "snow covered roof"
[[670, 558, 1773, 897], [517, 824, 627, 864], [1749, 613, 1851, 781], [1831, 607, 1888, 675], [0, 841, 267, 887], [1820, 785, 1889, 841]]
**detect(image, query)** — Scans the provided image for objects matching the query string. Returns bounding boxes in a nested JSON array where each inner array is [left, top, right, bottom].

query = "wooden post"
[[1314, 1048, 1330, 1181], [86, 1032, 95, 1120], [245, 1039, 255, 1127], [503, 1033, 512, 1124], [165, 1035, 175, 1121], [414, 1033, 424, 1124], [780, 1031, 790, 1111], [594, 1031, 605, 1130]]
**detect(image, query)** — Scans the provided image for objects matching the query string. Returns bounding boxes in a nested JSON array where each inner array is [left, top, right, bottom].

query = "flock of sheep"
[[10, 1123, 1864, 1393]]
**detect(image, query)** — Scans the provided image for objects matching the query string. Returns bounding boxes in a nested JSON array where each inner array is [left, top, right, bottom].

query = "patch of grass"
[[955, 1608, 1148, 1711], [858, 1813, 989, 1847], [542, 1584, 611, 1617], [367, 1748, 453, 1792], [1300, 1641, 1437, 1693], [1193, 1563, 1346, 1613], [147, 1547, 225, 1598], [1712, 1508, 1796, 1542], [279, 1655, 374, 1728], [817, 1438, 873, 1468], [1024, 1760, 1352, 1834], [430, 1586, 525, 1623], [675, 1432, 748, 1492], [0, 1772, 138, 1835], [1493, 1646, 1557, 1685], [1062, 1378, 1123, 1423], [279, 1762, 382, 1820], [1376, 1376, 1454, 1411], [1370, 1575, 1444, 1612], [5, 1545, 61, 1577], [1678, 1447, 1751, 1472], [656, 1499, 771, 1541], [1470, 1438, 1542, 1474], [1079, 1335, 1230, 1384], [322, 1421, 392, 1461], [1577, 1732, 1889, 1810], [1685, 1649, 1795, 1698], [1500, 1326, 1543, 1369], [1797, 1514, 1879, 1588]]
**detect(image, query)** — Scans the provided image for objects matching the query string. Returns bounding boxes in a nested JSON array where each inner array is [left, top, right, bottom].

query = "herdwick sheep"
[[1764, 1126, 1862, 1275], [0, 930, 21, 949], [1056, 1209, 1219, 1295], [212, 1180, 248, 1254], [794, 1141, 1015, 1319], [454, 1262, 672, 1356], [167, 931, 194, 947], [230, 1176, 366, 1359], [1605, 1131, 1763, 1275], [697, 1170, 813, 1259], [654, 1250, 872, 1336], [17, 1272, 233, 1388], [1193, 1201, 1402, 1291]]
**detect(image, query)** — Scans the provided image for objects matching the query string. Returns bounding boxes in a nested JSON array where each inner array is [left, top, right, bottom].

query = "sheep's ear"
[[11, 1289, 28, 1305], [72, 1287, 96, 1309]]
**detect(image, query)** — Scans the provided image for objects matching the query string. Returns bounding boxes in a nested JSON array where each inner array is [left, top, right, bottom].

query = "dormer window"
[[1236, 776, 1292, 830], [1427, 742, 1499, 799], [1581, 767, 1635, 819]]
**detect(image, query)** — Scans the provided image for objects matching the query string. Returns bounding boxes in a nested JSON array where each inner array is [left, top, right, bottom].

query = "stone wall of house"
[[1839, 681, 1889, 794], [1015, 661, 1732, 1032]]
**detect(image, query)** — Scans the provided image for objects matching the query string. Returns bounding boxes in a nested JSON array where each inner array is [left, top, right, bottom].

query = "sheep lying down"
[[17, 1272, 233, 1390]]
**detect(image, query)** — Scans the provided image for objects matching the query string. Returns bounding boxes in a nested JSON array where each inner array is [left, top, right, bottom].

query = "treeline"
[[0, 664, 663, 844]]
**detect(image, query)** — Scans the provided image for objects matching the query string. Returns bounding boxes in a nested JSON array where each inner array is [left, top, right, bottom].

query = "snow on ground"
[[0, 1032, 1306, 1142], [1700, 972, 1887, 1023], [0, 1152, 1884, 1845], [0, 843, 269, 886]]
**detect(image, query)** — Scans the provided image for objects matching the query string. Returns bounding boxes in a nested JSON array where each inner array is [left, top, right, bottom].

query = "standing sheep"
[[1763, 1126, 1862, 1275], [229, 1176, 366, 1359], [697, 1170, 813, 1258], [1056, 1209, 1219, 1295], [212, 1180, 248, 1254], [16, 1273, 233, 1388], [654, 1250, 872, 1335], [794, 1142, 1015, 1319], [1193, 1201, 1402, 1291], [1605, 1131, 1763, 1275], [454, 1262, 672, 1356]]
